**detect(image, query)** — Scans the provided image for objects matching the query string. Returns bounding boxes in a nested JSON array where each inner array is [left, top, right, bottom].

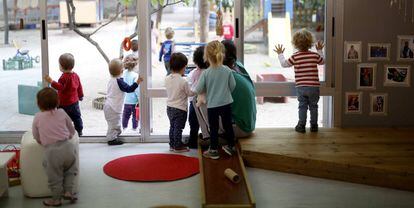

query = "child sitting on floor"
[[195, 40, 236, 160], [104, 58, 143, 145], [32, 87, 78, 206], [122, 55, 140, 131], [274, 28, 324, 133], [165, 52, 195, 152], [45, 53, 84, 136]]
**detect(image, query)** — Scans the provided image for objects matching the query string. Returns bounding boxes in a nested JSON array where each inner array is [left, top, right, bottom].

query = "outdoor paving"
[[0, 6, 323, 137]]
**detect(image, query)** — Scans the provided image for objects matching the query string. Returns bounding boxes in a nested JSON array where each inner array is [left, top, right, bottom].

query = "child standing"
[[32, 87, 78, 206], [122, 55, 140, 131], [165, 52, 194, 152], [274, 29, 324, 133], [45, 53, 84, 136], [195, 41, 236, 160], [187, 46, 209, 149], [159, 27, 175, 75], [105, 58, 143, 145]]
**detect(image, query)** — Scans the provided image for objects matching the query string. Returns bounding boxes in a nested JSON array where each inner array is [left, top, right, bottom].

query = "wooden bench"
[[199, 145, 255, 208]]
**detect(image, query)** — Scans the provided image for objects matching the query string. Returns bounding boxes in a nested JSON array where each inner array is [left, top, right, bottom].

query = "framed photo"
[[344, 41, 362, 62], [357, 63, 377, 90], [370, 93, 388, 116], [397, 36, 414, 61], [368, 43, 391, 61], [345, 92, 362, 114], [384, 65, 411, 87]]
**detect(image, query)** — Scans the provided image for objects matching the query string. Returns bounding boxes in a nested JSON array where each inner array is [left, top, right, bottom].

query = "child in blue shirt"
[[122, 55, 140, 131], [195, 40, 236, 160], [159, 27, 175, 75]]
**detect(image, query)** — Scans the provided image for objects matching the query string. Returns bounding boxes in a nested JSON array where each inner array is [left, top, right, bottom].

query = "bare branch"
[[151, 0, 185, 14], [88, 2, 124, 37], [66, 0, 110, 63]]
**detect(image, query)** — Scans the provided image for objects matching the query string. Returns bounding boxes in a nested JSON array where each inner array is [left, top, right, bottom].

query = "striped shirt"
[[278, 50, 324, 87]]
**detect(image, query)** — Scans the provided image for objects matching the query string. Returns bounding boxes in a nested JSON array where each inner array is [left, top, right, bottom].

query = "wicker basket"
[[92, 97, 106, 110]]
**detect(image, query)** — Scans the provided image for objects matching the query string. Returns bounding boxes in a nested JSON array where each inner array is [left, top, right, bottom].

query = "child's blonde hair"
[[204, 40, 225, 68], [292, 29, 314, 51], [165, 27, 174, 40], [109, 58, 123, 77], [123, 54, 138, 71]]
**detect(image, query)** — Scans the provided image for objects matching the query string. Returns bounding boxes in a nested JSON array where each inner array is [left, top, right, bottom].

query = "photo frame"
[[384, 65, 411, 87], [345, 92, 363, 114], [357, 63, 377, 90], [368, 43, 391, 61], [397, 36, 414, 61], [344, 41, 362, 62], [370, 93, 388, 116]]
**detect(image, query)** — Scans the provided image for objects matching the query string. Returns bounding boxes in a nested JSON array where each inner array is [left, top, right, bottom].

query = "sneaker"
[[310, 124, 318, 132], [169, 146, 174, 151], [203, 149, 220, 160], [107, 139, 124, 145], [295, 124, 306, 133], [173, 146, 190, 153], [222, 145, 236, 156]]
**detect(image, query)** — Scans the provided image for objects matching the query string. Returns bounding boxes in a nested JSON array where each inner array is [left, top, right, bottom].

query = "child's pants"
[[167, 106, 187, 148], [104, 104, 122, 141], [164, 61, 171, 75], [297, 86, 320, 125], [208, 104, 235, 150], [122, 104, 138, 129], [61, 102, 83, 135], [43, 140, 77, 200], [188, 100, 200, 148]]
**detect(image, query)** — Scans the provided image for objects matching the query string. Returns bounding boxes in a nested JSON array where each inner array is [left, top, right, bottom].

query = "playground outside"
[[0, 6, 324, 137]]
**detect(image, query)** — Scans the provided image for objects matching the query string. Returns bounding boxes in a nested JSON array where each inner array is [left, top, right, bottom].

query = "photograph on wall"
[[397, 36, 414, 61], [368, 43, 391, 61], [345, 92, 363, 114], [370, 93, 388, 116], [357, 63, 377, 90], [384, 65, 411, 87], [344, 41, 362, 62]]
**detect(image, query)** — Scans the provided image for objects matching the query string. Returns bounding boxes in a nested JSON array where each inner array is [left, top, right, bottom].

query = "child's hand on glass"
[[274, 44, 285, 54], [44, 75, 53, 83], [316, 41, 324, 51], [136, 76, 144, 84]]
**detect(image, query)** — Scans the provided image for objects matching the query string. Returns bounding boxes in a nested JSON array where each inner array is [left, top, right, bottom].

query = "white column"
[[39, 0, 49, 87], [234, 0, 244, 64], [138, 0, 151, 141]]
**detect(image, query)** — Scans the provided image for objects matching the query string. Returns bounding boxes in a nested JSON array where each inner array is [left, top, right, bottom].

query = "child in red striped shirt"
[[274, 29, 324, 133]]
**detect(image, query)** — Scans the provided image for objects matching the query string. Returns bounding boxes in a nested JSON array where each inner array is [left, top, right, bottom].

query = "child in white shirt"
[[165, 52, 195, 152], [104, 58, 143, 145]]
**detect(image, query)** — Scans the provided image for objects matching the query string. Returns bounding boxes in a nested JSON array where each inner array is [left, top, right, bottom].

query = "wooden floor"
[[240, 128, 414, 191], [199, 145, 255, 208]]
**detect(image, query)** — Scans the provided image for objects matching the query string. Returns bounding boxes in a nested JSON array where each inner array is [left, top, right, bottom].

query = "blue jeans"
[[297, 87, 320, 126], [60, 102, 83, 135], [167, 106, 187, 148]]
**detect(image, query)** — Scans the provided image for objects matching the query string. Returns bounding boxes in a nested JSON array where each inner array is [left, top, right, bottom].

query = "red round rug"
[[103, 153, 199, 182]]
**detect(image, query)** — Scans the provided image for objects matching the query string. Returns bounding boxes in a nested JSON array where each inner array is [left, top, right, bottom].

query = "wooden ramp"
[[240, 128, 414, 191], [199, 145, 255, 208]]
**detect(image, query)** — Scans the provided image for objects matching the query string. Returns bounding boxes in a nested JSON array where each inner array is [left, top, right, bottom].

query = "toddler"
[[165, 52, 194, 152], [32, 87, 78, 206], [274, 29, 324, 133], [159, 27, 175, 75], [45, 53, 84, 136], [195, 40, 236, 160], [122, 55, 140, 131], [105, 58, 143, 145]]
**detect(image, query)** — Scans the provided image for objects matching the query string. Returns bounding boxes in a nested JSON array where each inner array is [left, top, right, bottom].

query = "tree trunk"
[[3, 0, 9, 44], [199, 0, 209, 43], [156, 3, 163, 30]]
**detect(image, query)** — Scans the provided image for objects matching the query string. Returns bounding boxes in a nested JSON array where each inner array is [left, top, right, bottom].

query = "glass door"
[[235, 0, 335, 128]]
